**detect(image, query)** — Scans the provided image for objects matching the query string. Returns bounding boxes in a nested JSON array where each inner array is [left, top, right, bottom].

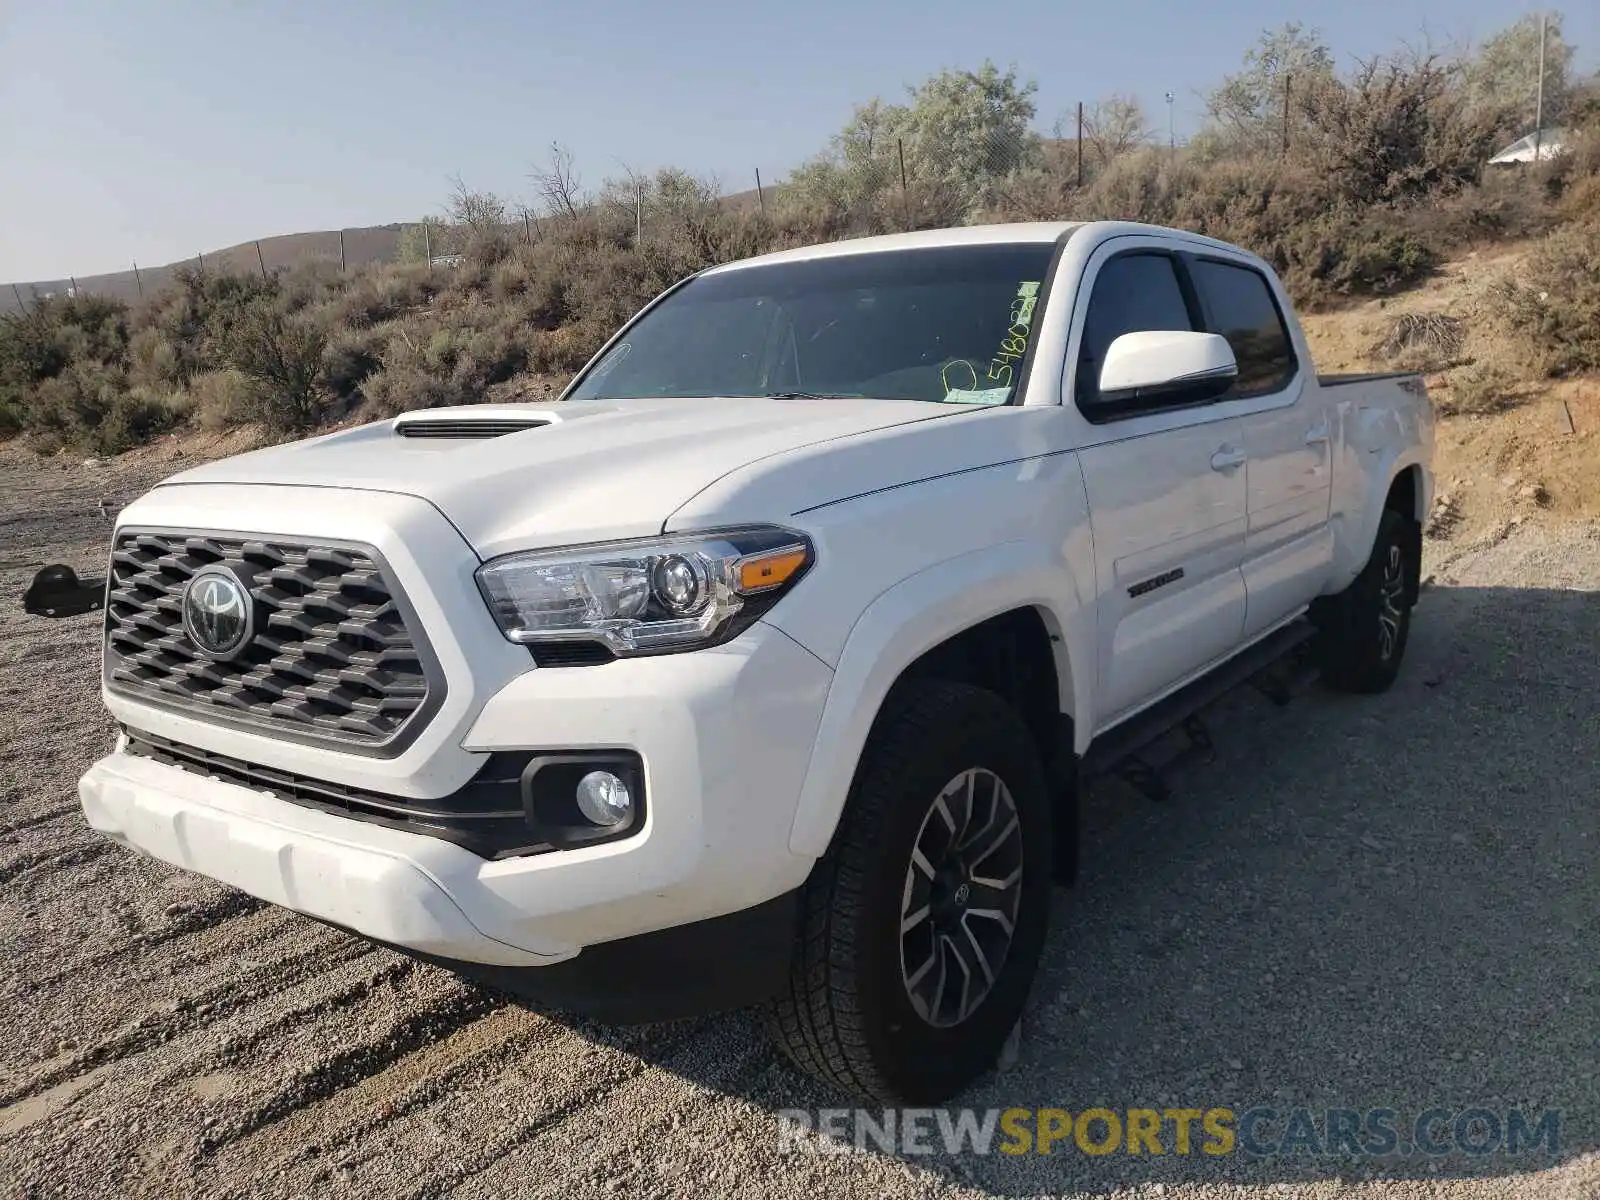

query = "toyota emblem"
[[181, 566, 254, 660]]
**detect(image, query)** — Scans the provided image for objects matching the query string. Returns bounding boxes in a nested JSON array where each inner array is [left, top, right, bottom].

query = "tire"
[[764, 680, 1054, 1103], [1313, 507, 1417, 694]]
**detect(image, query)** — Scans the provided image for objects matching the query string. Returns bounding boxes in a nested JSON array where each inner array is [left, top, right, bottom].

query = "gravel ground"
[[1, 444, 1597, 1200]]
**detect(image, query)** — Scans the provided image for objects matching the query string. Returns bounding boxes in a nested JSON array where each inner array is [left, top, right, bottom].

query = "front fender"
[[784, 540, 1093, 858]]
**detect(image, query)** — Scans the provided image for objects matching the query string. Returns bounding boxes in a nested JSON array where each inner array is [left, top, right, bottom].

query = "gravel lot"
[[1, 444, 1597, 1199]]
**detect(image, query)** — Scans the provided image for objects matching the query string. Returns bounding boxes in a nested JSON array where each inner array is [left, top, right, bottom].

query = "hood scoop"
[[392, 408, 560, 440]]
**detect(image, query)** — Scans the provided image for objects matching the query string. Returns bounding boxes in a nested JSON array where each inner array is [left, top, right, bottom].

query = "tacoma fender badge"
[[1128, 567, 1185, 599]]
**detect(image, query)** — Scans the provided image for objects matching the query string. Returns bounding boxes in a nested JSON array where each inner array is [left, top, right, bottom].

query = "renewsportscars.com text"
[[775, 1106, 1562, 1159]]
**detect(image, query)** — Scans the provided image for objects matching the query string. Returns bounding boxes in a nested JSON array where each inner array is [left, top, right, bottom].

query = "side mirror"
[[1095, 331, 1237, 412]]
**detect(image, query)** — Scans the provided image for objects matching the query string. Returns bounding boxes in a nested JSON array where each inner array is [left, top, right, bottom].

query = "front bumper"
[[82, 620, 834, 967], [81, 746, 553, 965]]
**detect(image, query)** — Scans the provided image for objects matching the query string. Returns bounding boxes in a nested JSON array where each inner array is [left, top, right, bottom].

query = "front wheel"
[[1313, 507, 1417, 694], [764, 681, 1053, 1103]]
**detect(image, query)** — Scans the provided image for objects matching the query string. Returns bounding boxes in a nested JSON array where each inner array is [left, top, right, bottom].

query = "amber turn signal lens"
[[736, 547, 808, 594]]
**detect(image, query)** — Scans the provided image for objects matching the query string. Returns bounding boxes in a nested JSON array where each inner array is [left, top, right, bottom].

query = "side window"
[[1076, 253, 1195, 415], [1189, 259, 1297, 398]]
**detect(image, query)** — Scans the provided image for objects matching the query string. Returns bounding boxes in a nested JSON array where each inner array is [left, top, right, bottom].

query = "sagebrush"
[[3, 25, 1597, 453]]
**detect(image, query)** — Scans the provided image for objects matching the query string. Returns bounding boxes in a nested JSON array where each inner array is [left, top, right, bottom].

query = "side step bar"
[[1080, 618, 1318, 789]]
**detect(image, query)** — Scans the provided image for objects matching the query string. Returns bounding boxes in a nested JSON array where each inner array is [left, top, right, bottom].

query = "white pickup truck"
[[62, 220, 1434, 1103]]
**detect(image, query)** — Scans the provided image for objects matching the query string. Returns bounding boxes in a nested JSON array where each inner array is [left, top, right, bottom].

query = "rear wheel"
[[1313, 507, 1416, 693], [764, 681, 1053, 1103]]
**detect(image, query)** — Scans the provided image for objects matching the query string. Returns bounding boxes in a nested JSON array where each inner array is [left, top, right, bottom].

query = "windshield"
[[564, 242, 1057, 406]]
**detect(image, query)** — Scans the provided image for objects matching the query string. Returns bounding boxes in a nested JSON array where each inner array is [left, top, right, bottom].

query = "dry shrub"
[[1549, 125, 1600, 222], [6, 45, 1598, 454], [1412, 174, 1555, 248], [362, 363, 463, 417], [876, 179, 974, 232], [335, 264, 442, 328], [1488, 219, 1600, 376], [1436, 362, 1521, 416], [486, 244, 571, 327], [1372, 313, 1465, 372], [1039, 150, 1438, 306], [321, 325, 388, 405], [562, 243, 698, 335], [526, 322, 608, 376], [94, 388, 190, 454], [221, 303, 329, 432], [360, 301, 543, 416], [187, 368, 256, 431], [29, 363, 188, 453], [1559, 175, 1600, 222], [981, 166, 1074, 221], [126, 325, 184, 390], [28, 361, 123, 441], [1292, 54, 1499, 208]]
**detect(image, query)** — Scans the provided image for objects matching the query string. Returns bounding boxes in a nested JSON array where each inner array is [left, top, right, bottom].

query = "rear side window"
[[1189, 259, 1297, 397], [1076, 253, 1195, 411]]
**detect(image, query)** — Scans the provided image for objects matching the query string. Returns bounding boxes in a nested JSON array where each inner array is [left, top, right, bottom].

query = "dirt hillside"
[[1299, 243, 1600, 546]]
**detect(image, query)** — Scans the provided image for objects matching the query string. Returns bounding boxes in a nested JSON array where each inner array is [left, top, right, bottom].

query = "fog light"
[[575, 770, 632, 826]]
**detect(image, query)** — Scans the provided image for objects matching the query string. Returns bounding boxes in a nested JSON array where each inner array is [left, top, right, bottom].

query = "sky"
[[1, 0, 1594, 282]]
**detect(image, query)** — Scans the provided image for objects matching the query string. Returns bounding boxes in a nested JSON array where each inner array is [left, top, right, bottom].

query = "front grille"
[[123, 731, 551, 860], [105, 530, 441, 754]]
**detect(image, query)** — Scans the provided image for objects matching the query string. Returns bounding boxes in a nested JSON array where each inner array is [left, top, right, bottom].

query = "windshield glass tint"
[[565, 243, 1058, 405]]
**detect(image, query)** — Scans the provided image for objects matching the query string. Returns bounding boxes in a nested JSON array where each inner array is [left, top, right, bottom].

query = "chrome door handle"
[[1210, 446, 1247, 471]]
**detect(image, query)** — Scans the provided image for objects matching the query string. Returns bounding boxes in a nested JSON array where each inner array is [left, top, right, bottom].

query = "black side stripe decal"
[[1128, 567, 1185, 598]]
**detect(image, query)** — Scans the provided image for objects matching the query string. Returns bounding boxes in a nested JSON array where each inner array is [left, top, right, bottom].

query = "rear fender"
[[1328, 448, 1431, 594]]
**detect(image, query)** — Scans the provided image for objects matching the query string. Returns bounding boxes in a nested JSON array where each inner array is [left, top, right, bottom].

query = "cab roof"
[[702, 222, 1083, 275]]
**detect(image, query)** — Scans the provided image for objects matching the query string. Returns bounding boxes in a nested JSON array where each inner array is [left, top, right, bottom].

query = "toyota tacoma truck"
[[60, 220, 1433, 1103]]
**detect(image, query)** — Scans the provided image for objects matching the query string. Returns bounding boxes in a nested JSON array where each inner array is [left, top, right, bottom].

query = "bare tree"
[[446, 175, 507, 237], [1082, 95, 1152, 166], [532, 142, 585, 220], [511, 201, 541, 243]]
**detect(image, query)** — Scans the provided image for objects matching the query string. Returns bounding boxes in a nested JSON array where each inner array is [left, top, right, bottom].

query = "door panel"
[[1183, 253, 1334, 641], [1239, 395, 1334, 637], [1080, 416, 1249, 728]]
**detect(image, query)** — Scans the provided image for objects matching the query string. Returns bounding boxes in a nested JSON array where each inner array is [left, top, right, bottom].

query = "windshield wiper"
[[764, 391, 864, 401], [764, 391, 931, 402]]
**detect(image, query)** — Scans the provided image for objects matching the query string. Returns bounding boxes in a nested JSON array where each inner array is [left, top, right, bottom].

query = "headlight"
[[475, 525, 814, 657]]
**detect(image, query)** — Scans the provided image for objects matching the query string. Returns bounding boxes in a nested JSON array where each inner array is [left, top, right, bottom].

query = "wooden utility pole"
[[635, 183, 643, 244], [1076, 102, 1084, 187], [423, 222, 432, 273], [133, 261, 143, 298], [12, 283, 25, 312], [755, 168, 766, 216], [256, 240, 268, 278], [339, 229, 346, 271], [1534, 11, 1548, 161], [1281, 73, 1292, 159], [523, 211, 532, 244], [70, 276, 79, 297], [897, 138, 908, 191]]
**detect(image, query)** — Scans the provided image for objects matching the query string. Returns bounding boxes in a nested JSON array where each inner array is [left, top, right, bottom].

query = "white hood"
[[157, 397, 958, 558]]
